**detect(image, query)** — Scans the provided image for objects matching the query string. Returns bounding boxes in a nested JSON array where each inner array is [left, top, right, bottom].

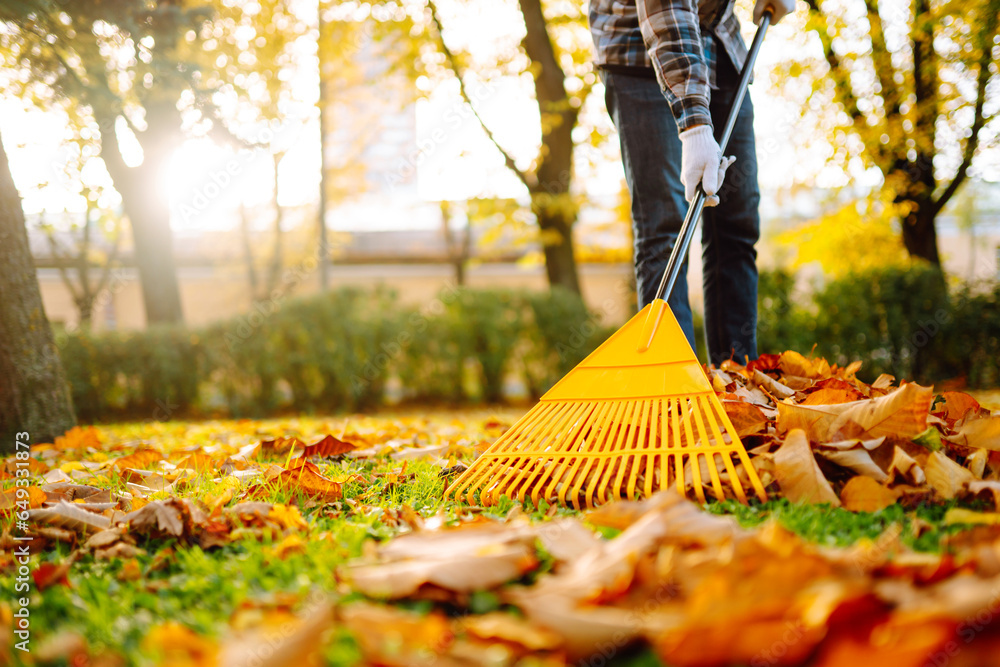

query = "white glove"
[[678, 125, 737, 207], [754, 0, 796, 25]]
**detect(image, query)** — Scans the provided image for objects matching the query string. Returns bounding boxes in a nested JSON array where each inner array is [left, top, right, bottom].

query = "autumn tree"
[[0, 132, 76, 451], [785, 0, 999, 266], [420, 0, 594, 295]]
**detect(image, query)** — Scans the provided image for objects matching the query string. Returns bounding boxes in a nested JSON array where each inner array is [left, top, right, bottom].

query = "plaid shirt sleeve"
[[636, 0, 713, 132]]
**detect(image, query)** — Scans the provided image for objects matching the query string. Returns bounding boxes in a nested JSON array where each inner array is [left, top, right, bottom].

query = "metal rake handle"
[[650, 10, 772, 305]]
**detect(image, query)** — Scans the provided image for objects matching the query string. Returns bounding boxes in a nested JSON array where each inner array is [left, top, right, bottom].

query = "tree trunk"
[[901, 205, 941, 266], [518, 0, 583, 296], [532, 192, 581, 294], [96, 103, 184, 325], [0, 132, 76, 452]]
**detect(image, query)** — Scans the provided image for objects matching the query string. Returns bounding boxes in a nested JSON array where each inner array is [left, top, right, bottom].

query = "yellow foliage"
[[777, 197, 912, 278]]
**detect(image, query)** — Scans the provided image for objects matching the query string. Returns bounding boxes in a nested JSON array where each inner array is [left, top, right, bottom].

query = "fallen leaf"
[[125, 499, 185, 537], [300, 434, 357, 458], [773, 429, 840, 505], [260, 436, 304, 456], [28, 499, 111, 533], [460, 612, 563, 651], [722, 401, 768, 437], [339, 602, 452, 667], [801, 378, 865, 405], [816, 447, 889, 482], [174, 452, 216, 472], [840, 476, 899, 512], [778, 383, 933, 441], [753, 369, 796, 399], [346, 523, 539, 597], [278, 460, 343, 502], [933, 391, 984, 424], [888, 447, 926, 486], [968, 480, 1000, 510], [143, 622, 217, 666], [113, 449, 163, 471], [0, 485, 47, 510], [779, 350, 830, 379], [220, 601, 335, 667], [944, 415, 1000, 451], [943, 508, 1000, 526], [924, 451, 975, 500]]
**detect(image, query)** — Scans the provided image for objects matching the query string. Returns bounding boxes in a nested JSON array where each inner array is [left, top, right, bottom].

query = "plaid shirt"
[[590, 0, 748, 131]]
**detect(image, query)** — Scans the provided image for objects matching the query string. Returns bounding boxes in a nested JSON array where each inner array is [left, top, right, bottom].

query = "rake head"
[[445, 300, 768, 508]]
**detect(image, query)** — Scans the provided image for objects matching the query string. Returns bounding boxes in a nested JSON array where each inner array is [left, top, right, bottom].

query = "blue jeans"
[[602, 57, 760, 365]]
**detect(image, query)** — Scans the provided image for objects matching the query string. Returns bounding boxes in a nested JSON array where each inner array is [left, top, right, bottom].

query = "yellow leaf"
[[268, 504, 308, 532], [840, 476, 898, 512], [943, 508, 1000, 526], [773, 430, 840, 506], [142, 622, 217, 667], [269, 534, 307, 560], [924, 451, 974, 500], [945, 416, 1000, 451]]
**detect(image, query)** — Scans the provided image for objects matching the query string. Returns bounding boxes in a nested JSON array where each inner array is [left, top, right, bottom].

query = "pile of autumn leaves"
[[3, 350, 1000, 666], [717, 351, 1000, 512]]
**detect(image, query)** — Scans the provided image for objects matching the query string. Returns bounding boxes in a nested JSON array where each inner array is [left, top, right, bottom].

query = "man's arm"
[[636, 0, 712, 132]]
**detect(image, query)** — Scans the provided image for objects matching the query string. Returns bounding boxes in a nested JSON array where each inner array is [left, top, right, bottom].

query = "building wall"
[[37, 262, 637, 332], [36, 227, 997, 333]]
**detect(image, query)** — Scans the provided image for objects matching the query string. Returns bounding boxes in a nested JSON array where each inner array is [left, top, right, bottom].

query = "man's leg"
[[701, 58, 761, 365], [602, 69, 697, 350]]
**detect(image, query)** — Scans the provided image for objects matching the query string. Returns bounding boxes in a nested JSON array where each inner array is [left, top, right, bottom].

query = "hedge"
[[56, 268, 1000, 422], [57, 286, 614, 422]]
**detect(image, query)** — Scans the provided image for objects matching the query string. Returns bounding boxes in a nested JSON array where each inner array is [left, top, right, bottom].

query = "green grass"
[[707, 497, 987, 552], [5, 434, 995, 666]]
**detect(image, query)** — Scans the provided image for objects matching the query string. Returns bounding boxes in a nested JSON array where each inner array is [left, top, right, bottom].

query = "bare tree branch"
[[427, 0, 532, 189], [932, 2, 999, 215]]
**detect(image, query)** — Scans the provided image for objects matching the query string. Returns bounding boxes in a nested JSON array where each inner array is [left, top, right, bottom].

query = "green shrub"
[[810, 265, 953, 382], [54, 273, 1000, 423], [520, 287, 610, 399], [947, 281, 1000, 388]]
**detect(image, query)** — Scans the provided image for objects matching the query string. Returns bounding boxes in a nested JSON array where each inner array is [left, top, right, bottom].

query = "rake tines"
[[445, 302, 768, 509]]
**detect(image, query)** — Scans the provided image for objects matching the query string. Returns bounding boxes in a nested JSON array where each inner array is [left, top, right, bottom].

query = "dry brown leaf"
[[753, 369, 796, 399], [932, 391, 984, 424], [459, 612, 563, 652], [840, 476, 899, 512], [346, 523, 539, 598], [260, 436, 304, 456], [924, 451, 975, 500], [27, 499, 111, 533], [967, 448, 989, 478], [220, 601, 335, 667], [815, 446, 889, 482], [722, 401, 768, 437], [278, 460, 343, 502], [801, 378, 865, 405], [0, 485, 47, 510], [113, 449, 163, 471], [777, 383, 932, 441], [300, 434, 357, 458], [968, 480, 1000, 510], [944, 416, 1000, 451], [125, 499, 185, 537], [827, 382, 933, 439], [339, 602, 452, 667], [773, 429, 840, 506], [174, 452, 216, 472], [888, 446, 926, 486]]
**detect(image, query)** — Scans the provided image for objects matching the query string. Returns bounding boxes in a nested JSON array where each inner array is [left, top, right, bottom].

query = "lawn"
[[5, 356, 1000, 666]]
